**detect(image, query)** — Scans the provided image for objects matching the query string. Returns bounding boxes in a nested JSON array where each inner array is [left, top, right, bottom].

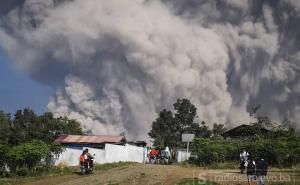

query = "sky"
[[0, 0, 299, 140], [0, 48, 53, 114]]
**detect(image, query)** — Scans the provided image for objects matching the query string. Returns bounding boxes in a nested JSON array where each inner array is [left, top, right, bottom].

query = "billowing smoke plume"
[[0, 0, 299, 140]]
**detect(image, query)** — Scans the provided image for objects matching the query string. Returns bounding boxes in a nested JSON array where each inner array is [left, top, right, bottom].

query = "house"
[[222, 124, 270, 139], [55, 134, 126, 149], [54, 134, 147, 166], [126, 141, 147, 147]]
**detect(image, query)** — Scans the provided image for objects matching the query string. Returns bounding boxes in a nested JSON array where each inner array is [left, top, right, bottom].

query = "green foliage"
[[212, 123, 227, 137], [0, 144, 8, 173], [205, 161, 238, 169], [0, 108, 84, 177], [193, 138, 239, 165], [94, 162, 136, 171], [56, 116, 83, 135], [148, 109, 181, 148], [195, 121, 212, 138], [3, 109, 83, 146], [0, 111, 11, 144], [173, 98, 197, 133], [192, 135, 300, 167], [16, 167, 30, 176], [149, 98, 211, 150], [49, 141, 64, 156], [7, 140, 48, 171]]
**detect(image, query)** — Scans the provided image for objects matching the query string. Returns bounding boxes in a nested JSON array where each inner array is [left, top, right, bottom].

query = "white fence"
[[54, 144, 147, 166], [176, 149, 192, 163]]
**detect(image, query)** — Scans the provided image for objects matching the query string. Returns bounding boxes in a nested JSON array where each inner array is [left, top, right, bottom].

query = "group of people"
[[79, 148, 95, 174], [240, 150, 268, 185], [148, 146, 171, 164]]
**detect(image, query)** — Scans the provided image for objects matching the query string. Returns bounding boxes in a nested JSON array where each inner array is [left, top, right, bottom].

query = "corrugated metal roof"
[[55, 134, 126, 144]]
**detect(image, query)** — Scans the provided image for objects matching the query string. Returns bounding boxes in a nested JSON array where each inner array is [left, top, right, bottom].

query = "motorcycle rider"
[[84, 149, 94, 171], [79, 148, 94, 174], [79, 150, 86, 166]]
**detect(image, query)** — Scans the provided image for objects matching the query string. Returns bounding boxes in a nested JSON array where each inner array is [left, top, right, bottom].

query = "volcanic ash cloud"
[[0, 0, 299, 139]]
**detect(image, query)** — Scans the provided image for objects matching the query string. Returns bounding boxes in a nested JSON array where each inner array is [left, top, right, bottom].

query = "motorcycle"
[[80, 155, 95, 175], [157, 150, 169, 165]]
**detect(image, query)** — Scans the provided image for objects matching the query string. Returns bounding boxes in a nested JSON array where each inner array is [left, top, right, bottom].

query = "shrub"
[[7, 140, 49, 171], [192, 136, 300, 167], [0, 144, 8, 174], [16, 167, 30, 176]]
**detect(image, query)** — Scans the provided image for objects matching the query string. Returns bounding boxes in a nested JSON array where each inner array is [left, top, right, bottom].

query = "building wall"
[[54, 144, 147, 166]]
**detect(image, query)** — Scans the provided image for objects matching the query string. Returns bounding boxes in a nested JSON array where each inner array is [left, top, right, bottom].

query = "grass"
[[0, 164, 77, 178], [94, 161, 136, 171], [176, 178, 219, 185], [205, 162, 238, 169], [0, 162, 136, 185]]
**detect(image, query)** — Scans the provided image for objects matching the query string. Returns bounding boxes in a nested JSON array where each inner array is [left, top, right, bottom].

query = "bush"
[[192, 136, 300, 167], [16, 167, 30, 176], [0, 144, 8, 173], [7, 140, 49, 171], [34, 164, 74, 176]]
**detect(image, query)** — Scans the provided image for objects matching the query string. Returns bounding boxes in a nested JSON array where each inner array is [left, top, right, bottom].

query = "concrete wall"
[[54, 144, 147, 166]]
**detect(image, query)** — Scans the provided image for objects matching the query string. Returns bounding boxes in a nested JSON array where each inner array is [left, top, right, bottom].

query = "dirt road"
[[12, 164, 299, 185]]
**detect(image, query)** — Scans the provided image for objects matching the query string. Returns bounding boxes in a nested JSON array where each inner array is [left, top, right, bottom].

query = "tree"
[[0, 108, 84, 174], [37, 112, 60, 143], [0, 111, 11, 144], [8, 109, 83, 146], [173, 98, 198, 133], [149, 98, 206, 149], [195, 121, 212, 138], [56, 116, 83, 135], [9, 108, 39, 145], [212, 123, 227, 137], [0, 144, 8, 173], [148, 109, 180, 148]]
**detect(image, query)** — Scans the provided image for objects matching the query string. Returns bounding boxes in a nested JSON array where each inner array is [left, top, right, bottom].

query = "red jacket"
[[150, 149, 158, 157]]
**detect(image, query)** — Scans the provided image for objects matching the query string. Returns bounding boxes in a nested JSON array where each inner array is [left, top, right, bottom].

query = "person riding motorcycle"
[[84, 149, 94, 170], [79, 149, 94, 174]]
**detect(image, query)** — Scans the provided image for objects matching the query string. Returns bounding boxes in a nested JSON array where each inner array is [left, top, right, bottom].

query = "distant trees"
[[149, 99, 300, 167], [148, 98, 213, 149], [173, 98, 197, 133], [0, 108, 83, 176], [148, 109, 179, 148], [193, 135, 300, 167], [0, 109, 83, 146], [0, 111, 11, 144], [212, 123, 227, 137]]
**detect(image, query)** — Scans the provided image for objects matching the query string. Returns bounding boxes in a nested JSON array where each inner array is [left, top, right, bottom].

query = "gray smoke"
[[0, 0, 299, 140]]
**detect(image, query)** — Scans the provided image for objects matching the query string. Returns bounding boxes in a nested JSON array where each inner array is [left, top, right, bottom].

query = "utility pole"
[[186, 141, 189, 161], [182, 133, 194, 161]]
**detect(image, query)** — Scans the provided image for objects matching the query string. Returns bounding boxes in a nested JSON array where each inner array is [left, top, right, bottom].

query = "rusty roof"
[[55, 134, 126, 144]]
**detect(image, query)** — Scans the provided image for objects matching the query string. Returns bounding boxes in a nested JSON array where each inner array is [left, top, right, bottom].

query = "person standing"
[[247, 156, 256, 185], [240, 149, 249, 173], [256, 159, 268, 185], [165, 146, 171, 162]]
